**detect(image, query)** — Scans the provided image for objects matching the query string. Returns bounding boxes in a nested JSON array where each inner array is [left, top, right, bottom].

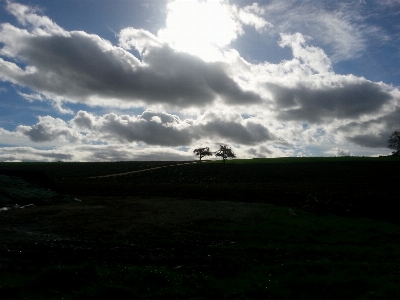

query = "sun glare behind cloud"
[[158, 0, 239, 61]]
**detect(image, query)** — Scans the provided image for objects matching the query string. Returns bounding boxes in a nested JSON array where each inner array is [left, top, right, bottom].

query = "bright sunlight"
[[158, 0, 239, 61]]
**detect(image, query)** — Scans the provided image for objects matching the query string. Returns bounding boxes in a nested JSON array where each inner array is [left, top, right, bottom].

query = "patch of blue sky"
[[10, 0, 166, 43], [333, 46, 400, 86], [230, 27, 292, 64], [297, 146, 328, 157], [240, 113, 254, 119], [0, 86, 52, 130], [301, 123, 309, 130], [0, 143, 21, 147], [177, 146, 190, 152]]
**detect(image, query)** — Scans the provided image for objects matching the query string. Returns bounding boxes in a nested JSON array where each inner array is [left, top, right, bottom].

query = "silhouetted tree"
[[388, 129, 400, 156], [215, 145, 236, 163], [193, 147, 213, 162]]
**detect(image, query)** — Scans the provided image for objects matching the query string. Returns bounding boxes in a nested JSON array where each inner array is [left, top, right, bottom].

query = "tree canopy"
[[388, 129, 400, 156], [193, 147, 213, 161], [215, 145, 236, 163]]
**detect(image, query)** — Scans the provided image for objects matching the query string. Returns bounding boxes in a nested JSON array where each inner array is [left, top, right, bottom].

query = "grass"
[[206, 156, 400, 164], [0, 161, 188, 179], [2, 203, 400, 299], [1, 158, 400, 299]]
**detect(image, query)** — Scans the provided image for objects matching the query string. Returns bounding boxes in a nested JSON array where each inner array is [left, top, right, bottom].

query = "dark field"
[[3, 157, 399, 217], [1, 157, 400, 299]]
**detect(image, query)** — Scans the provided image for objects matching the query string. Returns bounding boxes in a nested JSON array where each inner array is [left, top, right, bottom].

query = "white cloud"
[[229, 2, 271, 33], [5, 0, 67, 36], [18, 116, 80, 142], [256, 0, 389, 62], [377, 0, 400, 8], [118, 28, 161, 54], [325, 147, 352, 157], [17, 92, 73, 114], [279, 33, 332, 74]]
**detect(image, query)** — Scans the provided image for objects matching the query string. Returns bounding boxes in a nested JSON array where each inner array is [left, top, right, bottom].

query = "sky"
[[0, 0, 399, 162]]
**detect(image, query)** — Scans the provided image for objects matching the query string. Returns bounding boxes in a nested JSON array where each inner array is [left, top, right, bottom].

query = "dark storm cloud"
[[142, 46, 262, 105], [246, 145, 273, 157], [0, 23, 261, 107], [20, 110, 274, 147], [268, 81, 392, 123], [72, 110, 197, 146], [127, 152, 192, 161], [337, 108, 400, 148], [87, 110, 274, 146], [23, 124, 67, 142], [86, 146, 138, 161], [198, 120, 274, 145], [37, 152, 73, 160], [347, 134, 388, 148]]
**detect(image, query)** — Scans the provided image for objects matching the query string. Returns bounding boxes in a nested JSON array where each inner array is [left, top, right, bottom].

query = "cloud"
[[279, 33, 332, 74], [16, 110, 275, 147], [118, 28, 161, 54], [0, 1, 399, 161], [377, 0, 400, 8], [0, 127, 27, 145], [77, 144, 193, 162], [94, 111, 195, 146], [336, 108, 400, 148], [243, 144, 296, 158], [269, 80, 392, 123], [0, 146, 73, 162], [71, 110, 96, 130], [0, 145, 193, 162], [325, 147, 352, 157], [244, 33, 396, 124], [229, 3, 271, 33], [195, 110, 274, 145], [0, 3, 262, 109], [5, 1, 66, 35], [256, 0, 389, 62], [245, 145, 273, 157], [17, 92, 73, 114], [346, 134, 388, 148], [18, 116, 80, 142]]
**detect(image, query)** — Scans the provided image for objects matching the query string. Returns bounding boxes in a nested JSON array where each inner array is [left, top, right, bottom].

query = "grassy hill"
[[1, 157, 400, 299], [1, 157, 400, 218]]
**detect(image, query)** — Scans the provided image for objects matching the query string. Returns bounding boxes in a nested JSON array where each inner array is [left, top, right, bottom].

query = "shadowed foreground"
[[1, 158, 400, 299]]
